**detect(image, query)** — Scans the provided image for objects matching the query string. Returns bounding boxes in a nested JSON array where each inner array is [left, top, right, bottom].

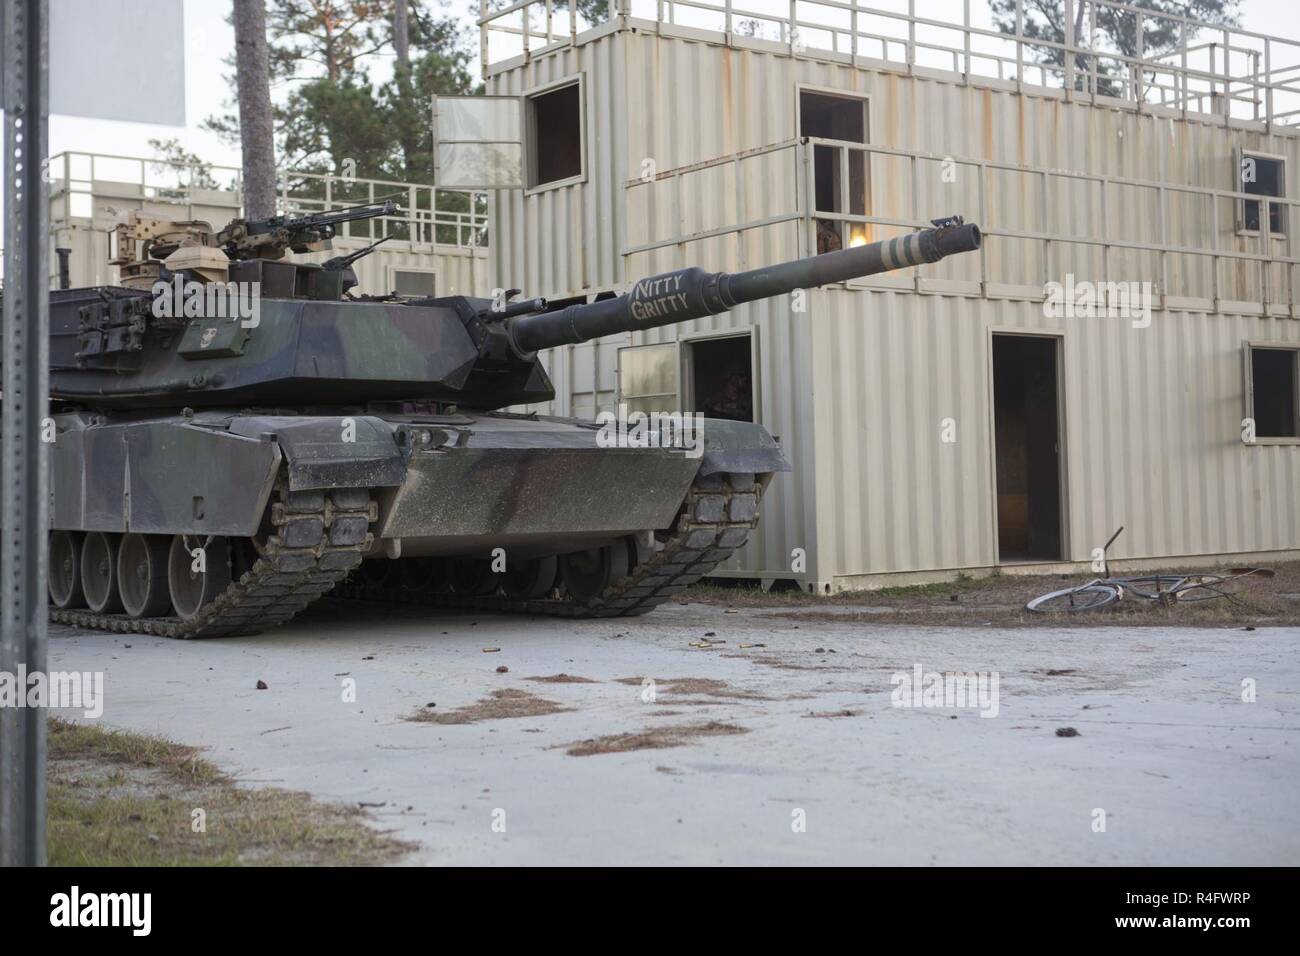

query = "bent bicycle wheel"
[[1170, 576, 1232, 603], [1117, 574, 1216, 602], [1025, 584, 1121, 613]]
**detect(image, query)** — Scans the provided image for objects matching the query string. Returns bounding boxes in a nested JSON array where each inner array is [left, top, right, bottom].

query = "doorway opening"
[[992, 334, 1063, 561], [688, 335, 754, 422]]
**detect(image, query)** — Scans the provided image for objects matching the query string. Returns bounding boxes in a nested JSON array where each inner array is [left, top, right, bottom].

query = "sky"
[[23, 0, 1300, 175]]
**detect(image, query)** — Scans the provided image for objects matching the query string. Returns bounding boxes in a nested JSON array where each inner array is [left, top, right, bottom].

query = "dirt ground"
[[689, 560, 1300, 629], [48, 600, 1300, 865]]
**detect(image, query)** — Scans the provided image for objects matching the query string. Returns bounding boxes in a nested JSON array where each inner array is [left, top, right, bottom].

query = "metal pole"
[[1064, 0, 1074, 99], [0, 0, 50, 868]]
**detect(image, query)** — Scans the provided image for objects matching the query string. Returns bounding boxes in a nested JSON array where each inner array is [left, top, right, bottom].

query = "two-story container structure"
[[446, 0, 1300, 592]]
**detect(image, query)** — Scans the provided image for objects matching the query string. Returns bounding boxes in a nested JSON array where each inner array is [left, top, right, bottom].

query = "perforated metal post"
[[0, 0, 49, 868]]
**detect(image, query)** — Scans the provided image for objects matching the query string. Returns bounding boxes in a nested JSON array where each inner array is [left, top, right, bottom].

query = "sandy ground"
[[47, 599, 1300, 866]]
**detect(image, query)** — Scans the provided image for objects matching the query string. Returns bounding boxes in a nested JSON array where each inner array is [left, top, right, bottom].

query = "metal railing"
[[481, 0, 1300, 129], [478, 0, 604, 68], [623, 136, 1300, 313], [277, 170, 490, 248], [48, 151, 490, 249]]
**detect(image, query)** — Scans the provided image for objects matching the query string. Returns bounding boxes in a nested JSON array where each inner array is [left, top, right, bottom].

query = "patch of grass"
[[47, 719, 412, 866], [407, 688, 570, 724], [561, 721, 748, 757], [686, 582, 819, 605], [867, 571, 989, 599], [51, 719, 224, 786], [614, 677, 768, 700], [523, 674, 597, 684]]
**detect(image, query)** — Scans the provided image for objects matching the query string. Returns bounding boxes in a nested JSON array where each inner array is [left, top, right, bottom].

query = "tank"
[[17, 204, 980, 637]]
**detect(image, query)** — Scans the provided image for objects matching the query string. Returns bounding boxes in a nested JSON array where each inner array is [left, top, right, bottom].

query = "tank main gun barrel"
[[506, 217, 981, 355]]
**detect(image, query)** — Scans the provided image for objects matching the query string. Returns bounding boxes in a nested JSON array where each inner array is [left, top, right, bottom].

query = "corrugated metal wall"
[[491, 26, 1299, 303], [487, 27, 627, 297], [488, 23, 1300, 587], [810, 289, 1300, 584]]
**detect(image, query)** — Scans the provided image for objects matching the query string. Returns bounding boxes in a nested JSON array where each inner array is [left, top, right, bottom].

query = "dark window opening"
[[993, 335, 1062, 562], [1241, 153, 1286, 234], [528, 83, 582, 188], [800, 90, 866, 143], [800, 91, 867, 253], [1252, 347, 1298, 438], [690, 336, 753, 423]]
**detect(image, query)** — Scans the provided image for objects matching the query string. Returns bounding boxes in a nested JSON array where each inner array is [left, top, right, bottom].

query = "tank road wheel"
[[501, 556, 559, 601], [48, 531, 87, 610], [399, 557, 437, 591], [447, 558, 501, 596], [230, 538, 260, 585], [560, 540, 631, 604], [357, 559, 398, 589], [167, 535, 232, 622], [118, 534, 173, 619], [81, 532, 124, 614]]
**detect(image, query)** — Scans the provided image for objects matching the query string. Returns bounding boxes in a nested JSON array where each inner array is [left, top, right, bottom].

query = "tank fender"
[[48, 415, 282, 536], [228, 416, 407, 491], [696, 418, 791, 478]]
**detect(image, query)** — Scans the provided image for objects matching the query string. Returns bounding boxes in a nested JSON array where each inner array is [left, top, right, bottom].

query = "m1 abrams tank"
[[21, 201, 980, 637]]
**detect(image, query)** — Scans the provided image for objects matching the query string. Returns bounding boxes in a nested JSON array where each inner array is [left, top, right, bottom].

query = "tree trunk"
[[394, 0, 410, 69], [233, 0, 277, 219]]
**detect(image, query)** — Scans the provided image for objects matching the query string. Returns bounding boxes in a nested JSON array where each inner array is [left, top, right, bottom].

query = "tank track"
[[49, 485, 375, 638], [333, 472, 762, 618]]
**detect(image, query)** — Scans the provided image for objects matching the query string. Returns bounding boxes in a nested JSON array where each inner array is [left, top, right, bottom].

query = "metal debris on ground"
[[1026, 567, 1275, 614]]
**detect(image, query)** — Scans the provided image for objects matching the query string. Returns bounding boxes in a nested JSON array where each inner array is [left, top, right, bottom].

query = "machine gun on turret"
[[216, 198, 400, 261], [322, 235, 393, 295]]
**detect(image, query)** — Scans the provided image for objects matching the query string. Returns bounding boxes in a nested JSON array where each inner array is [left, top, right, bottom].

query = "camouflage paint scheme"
[[47, 405, 778, 555], [42, 289, 785, 556]]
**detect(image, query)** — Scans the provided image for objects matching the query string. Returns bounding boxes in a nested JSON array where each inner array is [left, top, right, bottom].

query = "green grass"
[[48, 719, 413, 866]]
